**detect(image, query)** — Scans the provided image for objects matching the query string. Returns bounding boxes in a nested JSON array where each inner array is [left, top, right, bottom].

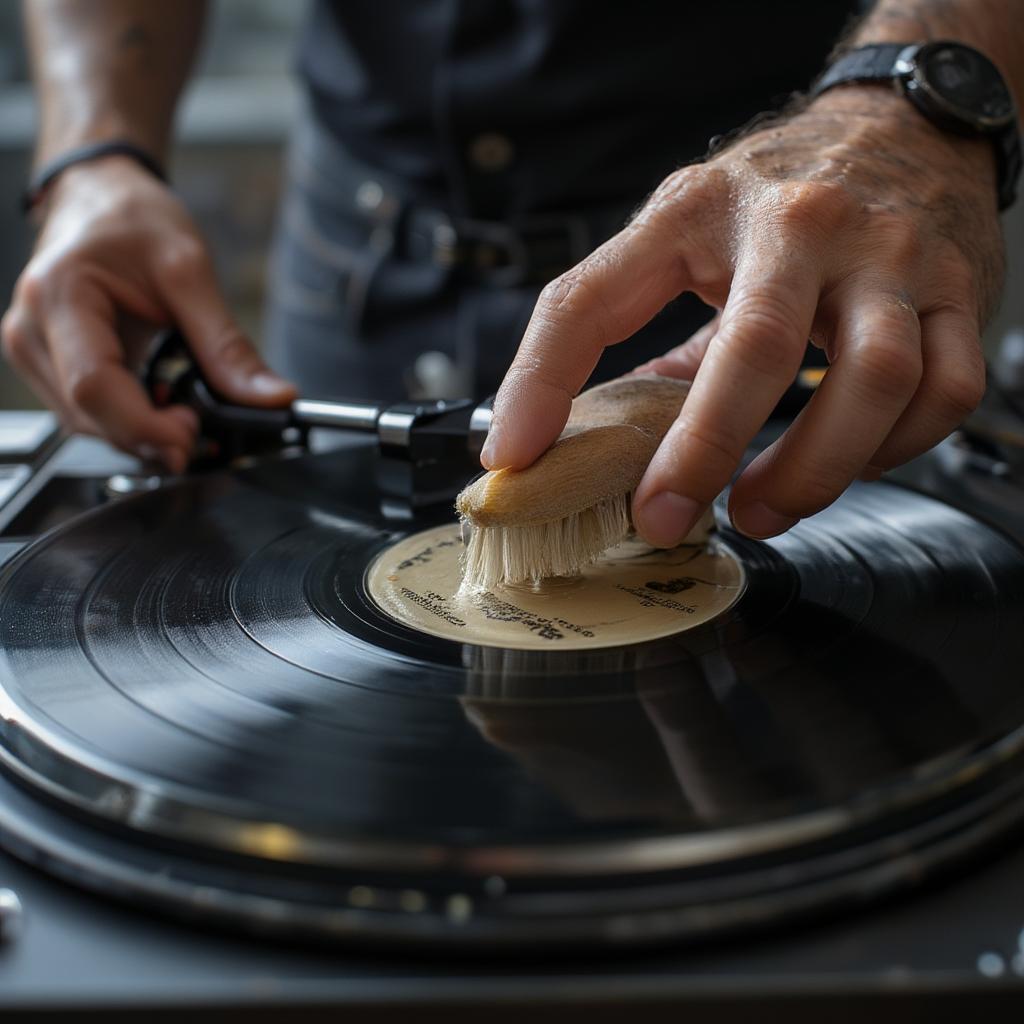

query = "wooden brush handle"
[[564, 374, 692, 437], [457, 375, 690, 528]]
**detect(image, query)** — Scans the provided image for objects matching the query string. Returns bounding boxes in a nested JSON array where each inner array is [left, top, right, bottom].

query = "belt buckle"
[[445, 215, 592, 288], [428, 211, 594, 287], [430, 217, 460, 269], [434, 217, 529, 287], [519, 213, 591, 283]]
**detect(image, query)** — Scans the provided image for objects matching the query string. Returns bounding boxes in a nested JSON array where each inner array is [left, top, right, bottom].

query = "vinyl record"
[[1, 442, 1024, 948]]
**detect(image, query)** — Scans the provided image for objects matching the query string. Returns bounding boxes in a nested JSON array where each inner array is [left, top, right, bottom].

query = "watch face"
[[915, 43, 1016, 129]]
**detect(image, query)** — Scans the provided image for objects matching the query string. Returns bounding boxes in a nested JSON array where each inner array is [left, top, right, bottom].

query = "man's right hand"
[[1, 156, 296, 472]]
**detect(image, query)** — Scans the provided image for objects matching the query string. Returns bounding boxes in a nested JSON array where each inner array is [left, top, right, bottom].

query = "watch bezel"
[[895, 41, 1018, 135]]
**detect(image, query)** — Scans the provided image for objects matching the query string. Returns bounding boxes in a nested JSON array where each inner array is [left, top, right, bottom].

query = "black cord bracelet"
[[20, 139, 167, 215]]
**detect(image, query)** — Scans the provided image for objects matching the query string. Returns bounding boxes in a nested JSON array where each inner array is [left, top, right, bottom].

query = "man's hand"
[[3, 0, 293, 472], [481, 84, 1003, 543], [1, 157, 295, 472]]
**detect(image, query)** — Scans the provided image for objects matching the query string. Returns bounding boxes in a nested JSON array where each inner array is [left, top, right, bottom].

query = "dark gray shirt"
[[297, 0, 860, 218]]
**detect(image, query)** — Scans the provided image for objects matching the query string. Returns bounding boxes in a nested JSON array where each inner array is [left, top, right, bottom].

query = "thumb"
[[156, 248, 296, 406]]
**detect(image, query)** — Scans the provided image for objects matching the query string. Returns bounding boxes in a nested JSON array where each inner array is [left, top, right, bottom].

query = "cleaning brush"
[[456, 375, 713, 590]]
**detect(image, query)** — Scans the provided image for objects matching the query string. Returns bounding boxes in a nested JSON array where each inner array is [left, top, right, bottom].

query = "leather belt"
[[289, 114, 635, 289], [403, 206, 601, 288]]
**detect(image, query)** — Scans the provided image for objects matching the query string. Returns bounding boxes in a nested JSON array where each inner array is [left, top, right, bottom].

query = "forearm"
[[846, 0, 1024, 107], [24, 0, 207, 167]]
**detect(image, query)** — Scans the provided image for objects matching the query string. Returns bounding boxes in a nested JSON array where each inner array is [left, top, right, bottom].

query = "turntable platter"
[[1, 445, 1024, 948]]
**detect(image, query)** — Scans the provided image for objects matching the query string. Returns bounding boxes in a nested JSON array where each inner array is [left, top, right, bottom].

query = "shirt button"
[[468, 132, 515, 172], [355, 180, 384, 212], [355, 179, 398, 224]]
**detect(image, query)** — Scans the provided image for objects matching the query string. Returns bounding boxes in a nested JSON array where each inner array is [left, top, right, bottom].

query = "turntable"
[[2, 352, 1024, 1019]]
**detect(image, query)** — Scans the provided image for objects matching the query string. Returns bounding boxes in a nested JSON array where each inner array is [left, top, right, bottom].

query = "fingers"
[[5, 161, 293, 468], [632, 313, 720, 380], [45, 286, 199, 472], [863, 305, 984, 473], [479, 155, 987, 540], [153, 243, 296, 407], [632, 251, 821, 547], [481, 213, 703, 471], [1, 306, 76, 425], [727, 289, 923, 537]]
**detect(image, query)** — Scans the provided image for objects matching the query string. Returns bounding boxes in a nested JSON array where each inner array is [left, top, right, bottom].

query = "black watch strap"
[[1000, 127, 1024, 211], [811, 43, 1021, 211], [812, 43, 906, 94]]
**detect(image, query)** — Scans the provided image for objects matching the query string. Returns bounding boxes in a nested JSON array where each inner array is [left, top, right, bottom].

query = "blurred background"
[[0, 0, 305, 410], [0, 0, 1021, 412]]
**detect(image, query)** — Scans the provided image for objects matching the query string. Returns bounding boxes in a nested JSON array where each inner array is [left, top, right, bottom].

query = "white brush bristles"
[[459, 493, 631, 591]]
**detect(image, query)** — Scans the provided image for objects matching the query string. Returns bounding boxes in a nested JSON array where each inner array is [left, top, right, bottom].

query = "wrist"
[[803, 83, 999, 197], [34, 99, 171, 166], [835, 0, 1024, 108], [24, 143, 168, 226]]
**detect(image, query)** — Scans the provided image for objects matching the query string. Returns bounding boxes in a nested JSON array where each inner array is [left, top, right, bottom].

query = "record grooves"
[[1, 444, 1024, 948]]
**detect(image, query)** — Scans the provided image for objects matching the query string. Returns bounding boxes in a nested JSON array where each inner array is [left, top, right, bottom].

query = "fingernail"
[[480, 428, 501, 469], [634, 491, 701, 547], [250, 371, 294, 396], [732, 502, 798, 539]]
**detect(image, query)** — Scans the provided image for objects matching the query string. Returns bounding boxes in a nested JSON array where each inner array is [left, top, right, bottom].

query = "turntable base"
[[3, 799, 1024, 1021]]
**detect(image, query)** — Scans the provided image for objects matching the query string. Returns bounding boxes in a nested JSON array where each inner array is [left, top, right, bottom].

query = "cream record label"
[[365, 523, 746, 651]]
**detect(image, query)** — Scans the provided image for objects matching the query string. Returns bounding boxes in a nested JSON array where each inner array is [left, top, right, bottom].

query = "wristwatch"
[[811, 41, 1021, 210]]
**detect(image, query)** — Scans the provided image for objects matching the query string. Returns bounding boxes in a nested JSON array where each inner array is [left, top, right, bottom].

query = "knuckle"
[[773, 181, 857, 238], [673, 419, 744, 489], [785, 472, 843, 518], [930, 253, 977, 308], [649, 164, 719, 208], [932, 362, 986, 420], [651, 166, 698, 202], [67, 368, 107, 411], [721, 291, 807, 378], [863, 208, 923, 268], [0, 311, 28, 363], [631, 169, 731, 291], [855, 337, 922, 401], [158, 237, 207, 284], [15, 266, 49, 310], [536, 268, 614, 334], [536, 273, 579, 316]]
